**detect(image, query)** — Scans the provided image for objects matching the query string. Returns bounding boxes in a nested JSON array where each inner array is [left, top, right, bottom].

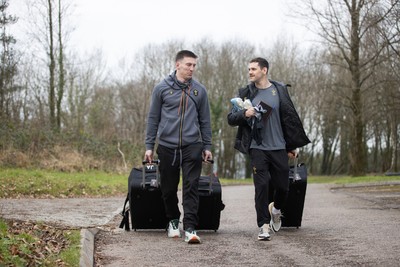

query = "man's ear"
[[263, 67, 268, 74]]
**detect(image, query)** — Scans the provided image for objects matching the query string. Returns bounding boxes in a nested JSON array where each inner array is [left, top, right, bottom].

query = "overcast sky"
[[9, 0, 316, 68]]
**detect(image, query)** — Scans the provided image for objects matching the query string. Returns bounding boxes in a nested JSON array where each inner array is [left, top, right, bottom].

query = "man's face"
[[176, 57, 197, 82], [248, 62, 267, 83]]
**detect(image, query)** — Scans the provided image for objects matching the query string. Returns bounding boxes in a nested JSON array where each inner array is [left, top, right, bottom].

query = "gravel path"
[[0, 197, 123, 228], [94, 183, 400, 266], [1, 183, 399, 266]]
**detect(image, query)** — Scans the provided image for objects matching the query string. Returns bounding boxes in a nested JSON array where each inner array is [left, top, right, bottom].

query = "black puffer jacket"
[[227, 80, 310, 154]]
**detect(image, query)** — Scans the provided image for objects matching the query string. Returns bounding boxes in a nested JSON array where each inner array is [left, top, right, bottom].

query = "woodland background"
[[0, 0, 399, 177]]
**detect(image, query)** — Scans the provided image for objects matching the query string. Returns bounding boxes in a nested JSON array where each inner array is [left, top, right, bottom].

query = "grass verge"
[[1, 167, 399, 198], [0, 218, 80, 266], [308, 175, 400, 185], [0, 168, 127, 198]]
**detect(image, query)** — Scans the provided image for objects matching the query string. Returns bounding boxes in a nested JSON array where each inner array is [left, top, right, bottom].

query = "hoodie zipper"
[[178, 85, 192, 148], [179, 89, 186, 148]]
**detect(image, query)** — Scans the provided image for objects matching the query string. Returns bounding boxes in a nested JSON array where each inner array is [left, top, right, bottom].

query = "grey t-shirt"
[[250, 84, 286, 150]]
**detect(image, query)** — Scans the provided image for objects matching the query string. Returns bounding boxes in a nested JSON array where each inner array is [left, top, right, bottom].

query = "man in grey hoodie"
[[144, 50, 212, 244]]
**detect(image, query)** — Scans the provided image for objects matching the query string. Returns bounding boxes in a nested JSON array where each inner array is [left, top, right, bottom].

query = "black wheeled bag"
[[119, 160, 168, 231], [268, 157, 307, 228], [196, 160, 225, 231], [281, 157, 307, 228]]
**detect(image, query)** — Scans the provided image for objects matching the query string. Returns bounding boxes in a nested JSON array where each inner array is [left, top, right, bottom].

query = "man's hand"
[[245, 107, 256, 118], [203, 150, 212, 162], [144, 150, 153, 163], [288, 149, 298, 159]]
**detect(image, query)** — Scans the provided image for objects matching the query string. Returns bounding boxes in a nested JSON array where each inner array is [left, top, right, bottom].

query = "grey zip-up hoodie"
[[145, 72, 212, 152]]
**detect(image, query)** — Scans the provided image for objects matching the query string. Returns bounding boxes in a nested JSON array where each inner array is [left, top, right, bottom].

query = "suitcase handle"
[[141, 160, 160, 189], [204, 159, 214, 164], [142, 160, 160, 165], [202, 159, 215, 193]]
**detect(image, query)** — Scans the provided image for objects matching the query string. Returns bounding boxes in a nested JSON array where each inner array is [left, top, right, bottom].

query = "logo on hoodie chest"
[[194, 89, 198, 96]]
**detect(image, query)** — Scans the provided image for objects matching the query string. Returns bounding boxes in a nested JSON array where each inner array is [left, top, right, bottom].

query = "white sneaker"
[[258, 224, 271, 241], [184, 228, 201, 244], [167, 219, 181, 238], [269, 202, 282, 232]]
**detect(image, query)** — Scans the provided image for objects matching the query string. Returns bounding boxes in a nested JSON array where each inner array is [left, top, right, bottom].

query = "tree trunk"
[[348, 1, 366, 176], [47, 0, 56, 129], [57, 0, 65, 131]]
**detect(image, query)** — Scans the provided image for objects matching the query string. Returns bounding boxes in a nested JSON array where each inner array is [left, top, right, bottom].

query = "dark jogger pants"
[[250, 149, 289, 227], [156, 143, 203, 230]]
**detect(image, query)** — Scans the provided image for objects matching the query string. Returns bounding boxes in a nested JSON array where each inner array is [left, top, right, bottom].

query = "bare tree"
[[46, 0, 56, 129], [368, 44, 400, 173], [0, 0, 18, 121], [65, 49, 106, 136], [378, 3, 400, 173], [23, 0, 71, 131], [304, 0, 399, 176], [56, 0, 65, 130]]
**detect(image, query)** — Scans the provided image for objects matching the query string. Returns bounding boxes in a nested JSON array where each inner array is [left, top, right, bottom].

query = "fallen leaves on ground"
[[1, 219, 74, 266]]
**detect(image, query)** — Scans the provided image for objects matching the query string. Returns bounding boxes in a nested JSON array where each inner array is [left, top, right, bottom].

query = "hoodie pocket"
[[158, 119, 169, 138]]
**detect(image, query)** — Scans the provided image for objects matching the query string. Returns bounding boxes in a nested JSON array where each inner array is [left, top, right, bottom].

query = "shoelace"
[[171, 220, 179, 230], [186, 229, 197, 235], [272, 212, 282, 223], [259, 226, 270, 234]]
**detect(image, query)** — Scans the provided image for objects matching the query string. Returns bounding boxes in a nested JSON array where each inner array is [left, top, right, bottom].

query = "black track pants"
[[157, 143, 203, 230], [250, 149, 289, 227]]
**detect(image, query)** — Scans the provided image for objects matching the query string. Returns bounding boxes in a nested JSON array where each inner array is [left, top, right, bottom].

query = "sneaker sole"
[[258, 236, 271, 241], [168, 232, 182, 238], [269, 221, 281, 232], [186, 237, 201, 244]]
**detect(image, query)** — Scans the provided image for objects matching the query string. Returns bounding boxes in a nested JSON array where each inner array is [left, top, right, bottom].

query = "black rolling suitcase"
[[268, 157, 307, 228], [281, 157, 307, 228], [196, 160, 225, 231], [119, 160, 168, 231]]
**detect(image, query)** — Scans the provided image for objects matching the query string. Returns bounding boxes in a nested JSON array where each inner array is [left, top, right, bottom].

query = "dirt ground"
[[94, 183, 400, 267], [1, 182, 399, 266]]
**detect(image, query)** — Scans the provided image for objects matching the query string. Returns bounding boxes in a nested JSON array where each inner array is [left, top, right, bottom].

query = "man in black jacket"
[[227, 57, 310, 241]]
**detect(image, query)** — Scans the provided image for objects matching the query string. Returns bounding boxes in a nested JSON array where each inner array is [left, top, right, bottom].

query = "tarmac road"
[[95, 183, 400, 267], [1, 183, 399, 266]]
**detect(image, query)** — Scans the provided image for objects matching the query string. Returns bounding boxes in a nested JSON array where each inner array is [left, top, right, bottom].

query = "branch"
[[117, 142, 127, 171]]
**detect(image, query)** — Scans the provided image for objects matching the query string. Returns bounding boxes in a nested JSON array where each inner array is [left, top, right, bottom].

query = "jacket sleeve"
[[199, 89, 212, 151], [227, 109, 248, 127], [227, 87, 252, 127], [277, 84, 311, 151], [227, 101, 253, 154]]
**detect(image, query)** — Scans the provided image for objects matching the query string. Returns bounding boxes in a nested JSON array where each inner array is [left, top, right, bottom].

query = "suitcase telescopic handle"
[[293, 156, 301, 181], [203, 159, 215, 192]]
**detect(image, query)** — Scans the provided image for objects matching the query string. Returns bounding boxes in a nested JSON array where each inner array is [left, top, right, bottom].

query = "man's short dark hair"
[[250, 57, 269, 72], [176, 50, 198, 62]]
